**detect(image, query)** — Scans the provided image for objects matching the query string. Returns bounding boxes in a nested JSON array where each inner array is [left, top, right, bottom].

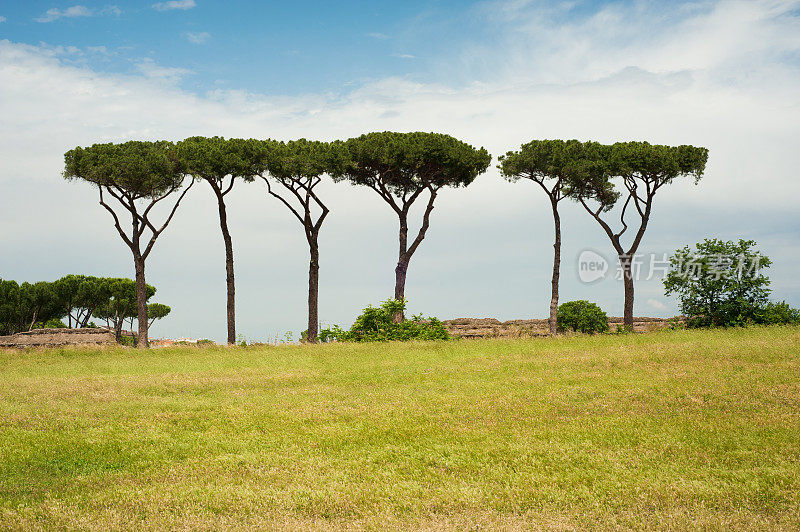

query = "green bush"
[[319, 299, 450, 342], [752, 301, 800, 325], [557, 300, 609, 334]]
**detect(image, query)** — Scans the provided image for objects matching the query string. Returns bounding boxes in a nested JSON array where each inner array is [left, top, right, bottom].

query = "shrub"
[[319, 299, 450, 342], [557, 300, 609, 334], [752, 301, 800, 325]]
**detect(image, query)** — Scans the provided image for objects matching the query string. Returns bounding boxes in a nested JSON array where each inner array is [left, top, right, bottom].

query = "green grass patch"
[[1, 326, 799, 529]]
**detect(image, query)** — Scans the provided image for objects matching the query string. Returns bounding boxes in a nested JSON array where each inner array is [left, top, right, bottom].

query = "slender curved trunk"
[[394, 214, 409, 323], [394, 257, 409, 302], [393, 254, 410, 322], [211, 184, 236, 345], [391, 188, 437, 323], [549, 199, 561, 335], [619, 254, 635, 329], [134, 253, 148, 348], [307, 235, 320, 343]]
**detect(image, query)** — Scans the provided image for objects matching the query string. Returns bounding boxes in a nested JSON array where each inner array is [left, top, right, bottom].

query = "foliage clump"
[[664, 239, 800, 327], [319, 299, 450, 342], [557, 300, 609, 334], [0, 275, 169, 339]]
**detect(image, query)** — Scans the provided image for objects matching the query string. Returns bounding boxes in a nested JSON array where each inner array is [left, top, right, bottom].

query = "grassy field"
[[1, 327, 799, 530]]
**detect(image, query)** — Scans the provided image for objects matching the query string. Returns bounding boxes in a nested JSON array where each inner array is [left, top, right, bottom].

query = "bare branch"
[[617, 192, 631, 239], [401, 185, 426, 213], [221, 175, 235, 196], [140, 183, 180, 234], [262, 176, 305, 224], [141, 178, 195, 260], [578, 197, 624, 255], [372, 179, 402, 215], [98, 186, 134, 249], [405, 186, 438, 258]]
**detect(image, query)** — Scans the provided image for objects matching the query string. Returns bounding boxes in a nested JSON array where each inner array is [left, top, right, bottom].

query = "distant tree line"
[[0, 275, 170, 340], [61, 132, 716, 347]]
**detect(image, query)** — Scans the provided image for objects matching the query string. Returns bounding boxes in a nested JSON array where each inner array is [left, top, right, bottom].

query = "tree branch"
[[262, 176, 305, 224], [141, 178, 195, 260], [371, 178, 403, 215], [98, 187, 134, 249], [221, 175, 235, 196], [578, 197, 624, 254], [405, 186, 438, 258]]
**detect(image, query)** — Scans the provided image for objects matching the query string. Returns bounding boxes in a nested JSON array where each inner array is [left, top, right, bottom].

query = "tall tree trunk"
[[394, 214, 409, 322], [307, 236, 320, 343], [134, 254, 149, 348], [394, 255, 409, 300], [619, 254, 635, 329], [549, 199, 561, 335], [212, 184, 236, 345]]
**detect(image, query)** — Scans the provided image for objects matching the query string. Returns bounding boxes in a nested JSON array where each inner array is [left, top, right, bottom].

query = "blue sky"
[[1, 0, 799, 341], [0, 0, 496, 93]]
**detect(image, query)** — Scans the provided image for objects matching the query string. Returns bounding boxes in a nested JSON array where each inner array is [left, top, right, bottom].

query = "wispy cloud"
[[184, 31, 210, 44], [455, 0, 800, 87], [34, 4, 120, 23], [647, 299, 666, 310], [0, 16, 6, 23], [393, 53, 415, 59], [86, 45, 110, 55], [135, 58, 192, 83], [152, 0, 196, 11], [367, 32, 389, 40], [35, 5, 92, 23], [99, 5, 121, 16]]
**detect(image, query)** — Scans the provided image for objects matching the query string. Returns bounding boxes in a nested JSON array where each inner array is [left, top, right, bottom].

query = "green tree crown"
[[176, 136, 269, 181], [339, 131, 491, 193], [64, 140, 184, 198]]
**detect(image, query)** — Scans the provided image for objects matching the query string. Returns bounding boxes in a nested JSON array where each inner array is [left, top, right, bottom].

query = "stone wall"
[[0, 328, 117, 348], [442, 317, 678, 339]]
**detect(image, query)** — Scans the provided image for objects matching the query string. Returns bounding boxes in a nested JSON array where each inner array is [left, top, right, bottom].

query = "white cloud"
[[0, 16, 6, 23], [35, 5, 93, 23], [99, 5, 121, 16], [86, 45, 111, 55], [367, 32, 389, 40], [34, 4, 120, 23], [184, 31, 210, 44], [393, 53, 415, 59], [647, 299, 666, 310], [452, 0, 800, 88], [135, 58, 193, 83], [152, 0, 196, 11]]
